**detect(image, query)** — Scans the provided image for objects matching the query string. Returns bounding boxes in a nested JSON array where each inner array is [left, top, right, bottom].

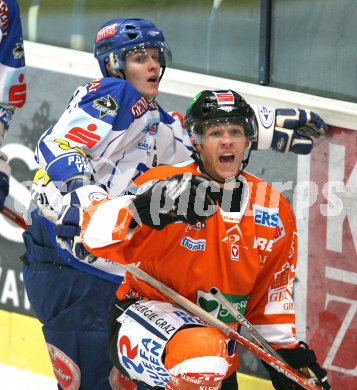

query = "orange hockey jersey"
[[82, 160, 299, 351]]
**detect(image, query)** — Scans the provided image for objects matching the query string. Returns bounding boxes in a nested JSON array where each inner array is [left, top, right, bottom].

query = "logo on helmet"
[[148, 30, 160, 37], [213, 92, 235, 105], [218, 106, 235, 113], [96, 24, 117, 43]]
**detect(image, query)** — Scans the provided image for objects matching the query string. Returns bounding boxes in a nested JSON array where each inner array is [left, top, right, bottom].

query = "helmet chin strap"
[[240, 146, 252, 173], [159, 65, 166, 82]]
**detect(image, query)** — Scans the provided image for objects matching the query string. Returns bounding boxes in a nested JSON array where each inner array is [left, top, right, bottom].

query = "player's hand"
[[262, 341, 331, 389], [131, 173, 217, 230], [0, 151, 11, 211], [56, 185, 108, 260], [55, 204, 91, 260], [273, 109, 328, 154]]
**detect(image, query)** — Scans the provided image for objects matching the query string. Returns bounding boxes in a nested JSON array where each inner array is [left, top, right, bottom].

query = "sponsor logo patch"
[[264, 261, 295, 314], [143, 120, 159, 136], [96, 23, 117, 43], [137, 140, 151, 151], [222, 225, 248, 261], [109, 367, 137, 390], [55, 139, 86, 157], [93, 95, 118, 117], [185, 221, 206, 232], [197, 290, 249, 322], [231, 244, 239, 261], [67, 154, 91, 173], [64, 123, 102, 148], [118, 333, 168, 387], [258, 106, 275, 129], [47, 343, 81, 390], [88, 79, 102, 93], [131, 97, 158, 117], [8, 72, 26, 107], [213, 91, 235, 105], [274, 223, 286, 242], [0, 1, 9, 35], [222, 224, 243, 245], [254, 236, 273, 252], [13, 41, 25, 62], [253, 205, 280, 228], [180, 236, 206, 251], [148, 30, 160, 37], [124, 288, 142, 300]]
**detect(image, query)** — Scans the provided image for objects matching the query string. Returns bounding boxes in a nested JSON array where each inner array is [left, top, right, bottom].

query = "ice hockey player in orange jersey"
[[56, 89, 330, 390]]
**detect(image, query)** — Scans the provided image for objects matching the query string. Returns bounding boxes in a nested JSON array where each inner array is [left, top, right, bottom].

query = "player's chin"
[[216, 162, 239, 179], [212, 168, 236, 182], [144, 84, 159, 101]]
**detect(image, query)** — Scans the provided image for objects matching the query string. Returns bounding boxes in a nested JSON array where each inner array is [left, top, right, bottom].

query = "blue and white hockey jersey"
[[0, 0, 26, 132], [31, 76, 193, 282], [33, 77, 193, 207]]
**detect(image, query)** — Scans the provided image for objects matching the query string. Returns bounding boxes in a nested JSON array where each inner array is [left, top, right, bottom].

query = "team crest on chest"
[[222, 225, 247, 261]]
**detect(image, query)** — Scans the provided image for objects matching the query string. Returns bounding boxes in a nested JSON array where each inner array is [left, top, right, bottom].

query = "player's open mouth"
[[148, 76, 158, 83], [219, 153, 234, 163]]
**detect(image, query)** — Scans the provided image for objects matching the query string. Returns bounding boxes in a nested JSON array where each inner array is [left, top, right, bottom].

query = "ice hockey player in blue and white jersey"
[[0, 0, 26, 211], [23, 18, 328, 390]]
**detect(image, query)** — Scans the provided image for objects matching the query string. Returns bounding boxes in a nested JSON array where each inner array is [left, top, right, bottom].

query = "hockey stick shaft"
[[209, 287, 282, 360], [119, 263, 321, 390], [34, 205, 321, 389], [0, 206, 27, 229]]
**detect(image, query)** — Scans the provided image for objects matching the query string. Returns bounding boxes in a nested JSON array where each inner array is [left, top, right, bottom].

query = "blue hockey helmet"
[[94, 18, 172, 77]]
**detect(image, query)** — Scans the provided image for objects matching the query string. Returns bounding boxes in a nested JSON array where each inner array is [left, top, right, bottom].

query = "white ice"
[[0, 363, 57, 389]]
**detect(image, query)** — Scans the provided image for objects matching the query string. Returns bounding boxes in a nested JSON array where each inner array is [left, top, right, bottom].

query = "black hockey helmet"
[[184, 89, 257, 144], [184, 89, 257, 179]]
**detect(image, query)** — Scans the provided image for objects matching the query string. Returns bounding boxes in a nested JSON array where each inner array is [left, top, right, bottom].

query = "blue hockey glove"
[[262, 341, 331, 390], [131, 173, 217, 229], [55, 204, 90, 260], [0, 151, 11, 211], [274, 109, 328, 154], [56, 183, 108, 260]]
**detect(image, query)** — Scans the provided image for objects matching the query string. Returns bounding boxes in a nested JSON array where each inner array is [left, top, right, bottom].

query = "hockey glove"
[[56, 183, 108, 260], [131, 173, 217, 230], [55, 204, 91, 260], [262, 341, 331, 390], [274, 109, 328, 154], [0, 151, 11, 211]]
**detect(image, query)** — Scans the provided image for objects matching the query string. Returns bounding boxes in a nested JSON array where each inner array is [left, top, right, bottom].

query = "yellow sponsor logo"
[[54, 139, 86, 158], [33, 169, 51, 186]]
